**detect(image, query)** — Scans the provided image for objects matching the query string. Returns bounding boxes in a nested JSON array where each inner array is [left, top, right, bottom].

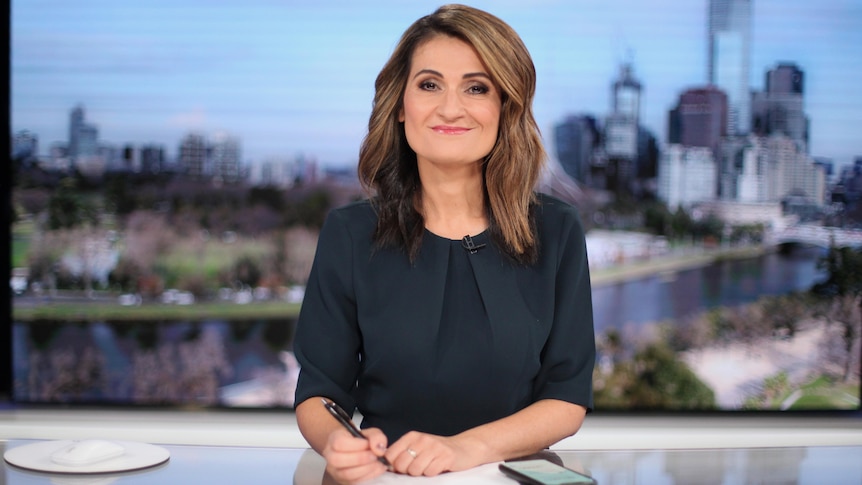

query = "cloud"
[[167, 107, 209, 132]]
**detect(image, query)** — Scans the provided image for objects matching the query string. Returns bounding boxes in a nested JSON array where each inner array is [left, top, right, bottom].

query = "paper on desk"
[[366, 462, 509, 484]]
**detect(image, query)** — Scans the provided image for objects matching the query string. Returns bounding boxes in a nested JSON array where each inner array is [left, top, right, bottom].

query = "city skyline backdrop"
[[11, 0, 862, 171]]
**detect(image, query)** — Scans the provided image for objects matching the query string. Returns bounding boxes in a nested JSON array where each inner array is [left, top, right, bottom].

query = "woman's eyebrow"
[[413, 68, 442, 79], [412, 68, 491, 81]]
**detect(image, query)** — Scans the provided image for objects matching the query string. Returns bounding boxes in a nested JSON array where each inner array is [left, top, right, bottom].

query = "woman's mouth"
[[432, 125, 471, 135]]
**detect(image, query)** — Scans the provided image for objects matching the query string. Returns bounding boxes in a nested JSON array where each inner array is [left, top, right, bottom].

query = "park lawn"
[[12, 237, 30, 268], [11, 220, 36, 268], [13, 300, 302, 322], [156, 235, 275, 286], [788, 376, 860, 410]]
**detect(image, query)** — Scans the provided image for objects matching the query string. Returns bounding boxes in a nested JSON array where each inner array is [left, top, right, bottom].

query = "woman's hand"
[[384, 431, 483, 477], [322, 427, 389, 485]]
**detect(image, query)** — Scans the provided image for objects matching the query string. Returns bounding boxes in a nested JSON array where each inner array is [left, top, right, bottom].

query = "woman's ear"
[[398, 106, 404, 122]]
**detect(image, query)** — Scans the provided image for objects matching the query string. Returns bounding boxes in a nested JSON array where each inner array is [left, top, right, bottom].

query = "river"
[[590, 246, 827, 335], [12, 246, 829, 407]]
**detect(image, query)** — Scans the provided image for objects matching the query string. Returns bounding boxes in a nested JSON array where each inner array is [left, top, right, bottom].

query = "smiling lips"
[[432, 125, 471, 135]]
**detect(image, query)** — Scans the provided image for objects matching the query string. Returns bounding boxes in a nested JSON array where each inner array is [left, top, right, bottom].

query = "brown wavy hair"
[[357, 4, 546, 264]]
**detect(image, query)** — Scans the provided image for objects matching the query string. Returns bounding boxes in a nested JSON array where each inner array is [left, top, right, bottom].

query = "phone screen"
[[500, 459, 596, 485]]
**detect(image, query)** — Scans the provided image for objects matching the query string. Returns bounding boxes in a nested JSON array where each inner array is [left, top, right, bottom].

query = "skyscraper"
[[140, 145, 166, 174], [668, 86, 728, 153], [12, 130, 39, 161], [554, 114, 600, 186], [68, 105, 84, 159], [605, 63, 642, 193], [658, 145, 717, 210], [210, 132, 242, 184], [68, 104, 99, 162], [179, 133, 208, 179], [752, 63, 808, 151], [605, 63, 641, 161], [708, 0, 752, 135]]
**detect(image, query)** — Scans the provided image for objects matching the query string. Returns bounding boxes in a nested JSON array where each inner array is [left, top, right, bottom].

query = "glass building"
[[708, 0, 752, 135]]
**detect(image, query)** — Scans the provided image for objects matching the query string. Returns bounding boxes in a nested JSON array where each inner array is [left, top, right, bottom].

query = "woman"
[[293, 4, 595, 483]]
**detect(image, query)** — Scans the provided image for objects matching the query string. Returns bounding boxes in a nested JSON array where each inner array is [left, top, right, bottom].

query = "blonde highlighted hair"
[[358, 4, 546, 263]]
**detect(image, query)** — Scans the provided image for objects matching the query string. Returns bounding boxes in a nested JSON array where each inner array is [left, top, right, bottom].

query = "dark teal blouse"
[[293, 193, 595, 443]]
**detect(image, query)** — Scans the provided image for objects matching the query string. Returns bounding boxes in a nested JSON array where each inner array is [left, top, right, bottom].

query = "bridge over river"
[[768, 224, 862, 248]]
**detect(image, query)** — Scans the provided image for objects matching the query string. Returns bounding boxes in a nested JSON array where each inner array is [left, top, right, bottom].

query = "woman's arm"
[[296, 397, 390, 484], [383, 398, 586, 476], [296, 397, 345, 454], [452, 398, 587, 462]]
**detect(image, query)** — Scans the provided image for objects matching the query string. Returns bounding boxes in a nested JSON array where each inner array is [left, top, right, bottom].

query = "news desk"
[[3, 440, 861, 485]]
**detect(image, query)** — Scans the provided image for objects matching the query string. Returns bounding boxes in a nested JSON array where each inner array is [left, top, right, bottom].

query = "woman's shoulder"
[[326, 199, 377, 227], [317, 199, 377, 252], [533, 192, 583, 224], [532, 193, 588, 261]]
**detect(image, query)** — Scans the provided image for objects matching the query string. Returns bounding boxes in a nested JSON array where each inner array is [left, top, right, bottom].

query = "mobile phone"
[[499, 459, 597, 485]]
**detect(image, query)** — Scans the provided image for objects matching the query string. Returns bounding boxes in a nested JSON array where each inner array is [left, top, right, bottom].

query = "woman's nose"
[[437, 90, 464, 119]]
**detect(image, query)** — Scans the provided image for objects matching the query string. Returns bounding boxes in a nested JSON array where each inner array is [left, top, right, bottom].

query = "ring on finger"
[[406, 448, 418, 459]]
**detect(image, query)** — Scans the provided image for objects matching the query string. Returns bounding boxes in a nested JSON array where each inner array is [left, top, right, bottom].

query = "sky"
[[10, 0, 862, 170]]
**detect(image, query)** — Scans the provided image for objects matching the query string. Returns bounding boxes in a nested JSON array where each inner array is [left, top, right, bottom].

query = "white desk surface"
[[2, 407, 861, 450], [2, 407, 862, 483], [4, 440, 862, 485]]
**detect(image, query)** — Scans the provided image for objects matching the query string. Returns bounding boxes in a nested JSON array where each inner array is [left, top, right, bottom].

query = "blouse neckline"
[[423, 228, 489, 243]]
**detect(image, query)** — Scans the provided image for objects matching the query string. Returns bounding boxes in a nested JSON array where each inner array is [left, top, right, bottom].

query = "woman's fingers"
[[386, 432, 456, 477], [359, 427, 390, 461], [323, 429, 389, 484]]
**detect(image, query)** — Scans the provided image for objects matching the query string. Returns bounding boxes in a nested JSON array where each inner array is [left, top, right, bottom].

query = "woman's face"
[[399, 35, 501, 171]]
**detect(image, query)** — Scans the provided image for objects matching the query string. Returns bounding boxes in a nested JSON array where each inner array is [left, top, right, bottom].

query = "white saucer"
[[4, 440, 170, 474]]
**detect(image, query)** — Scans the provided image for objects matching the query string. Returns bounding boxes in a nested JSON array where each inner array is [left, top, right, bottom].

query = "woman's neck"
[[419, 165, 488, 239]]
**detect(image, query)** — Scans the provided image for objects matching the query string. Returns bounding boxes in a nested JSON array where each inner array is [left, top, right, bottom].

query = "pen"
[[321, 398, 392, 467]]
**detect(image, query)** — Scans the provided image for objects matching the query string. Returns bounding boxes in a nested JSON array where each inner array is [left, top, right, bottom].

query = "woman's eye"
[[419, 80, 438, 91], [467, 84, 489, 95]]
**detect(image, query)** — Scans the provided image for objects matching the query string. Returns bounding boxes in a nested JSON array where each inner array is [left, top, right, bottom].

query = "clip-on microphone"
[[461, 235, 486, 254]]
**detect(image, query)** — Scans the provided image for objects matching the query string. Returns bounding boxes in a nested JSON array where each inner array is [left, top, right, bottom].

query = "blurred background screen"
[[8, 0, 862, 412]]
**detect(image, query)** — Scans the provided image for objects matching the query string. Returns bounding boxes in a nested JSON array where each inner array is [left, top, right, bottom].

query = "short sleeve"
[[532, 201, 596, 411], [293, 209, 362, 412]]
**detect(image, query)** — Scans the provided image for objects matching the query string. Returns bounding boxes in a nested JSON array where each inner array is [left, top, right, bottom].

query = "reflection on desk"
[[294, 449, 513, 485], [4, 440, 862, 484], [4, 440, 303, 485]]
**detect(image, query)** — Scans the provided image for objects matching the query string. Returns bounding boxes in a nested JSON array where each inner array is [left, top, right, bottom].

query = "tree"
[[626, 342, 716, 409], [811, 243, 862, 383], [46, 178, 99, 230], [669, 206, 693, 241], [594, 340, 716, 410], [760, 294, 806, 338], [232, 255, 262, 288], [643, 201, 671, 237], [812, 244, 862, 298]]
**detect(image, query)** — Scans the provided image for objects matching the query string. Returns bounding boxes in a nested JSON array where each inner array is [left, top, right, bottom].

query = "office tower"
[[752, 63, 808, 151], [812, 157, 833, 181], [708, 0, 752, 135], [210, 132, 242, 184], [121, 145, 138, 172], [68, 104, 99, 162], [68, 105, 84, 159], [668, 86, 728, 153], [554, 114, 600, 186], [179, 133, 208, 179], [636, 127, 659, 182], [606, 63, 640, 160], [140, 145, 166, 174], [12, 130, 39, 161], [658, 145, 717, 209], [736, 135, 825, 204], [605, 63, 641, 193]]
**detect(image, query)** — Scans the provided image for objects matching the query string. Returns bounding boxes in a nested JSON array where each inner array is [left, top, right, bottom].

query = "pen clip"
[[322, 398, 355, 426]]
